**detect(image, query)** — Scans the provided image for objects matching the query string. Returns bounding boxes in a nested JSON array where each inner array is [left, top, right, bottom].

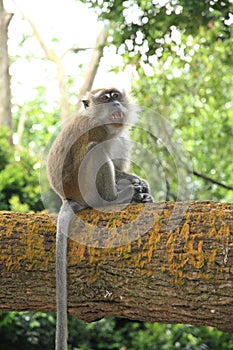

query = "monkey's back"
[[47, 115, 91, 204]]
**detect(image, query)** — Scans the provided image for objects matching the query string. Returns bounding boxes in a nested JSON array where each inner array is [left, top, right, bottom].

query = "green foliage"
[[1, 314, 233, 350], [0, 127, 43, 212], [131, 28, 233, 202], [0, 128, 12, 171], [13, 86, 60, 153], [81, 0, 232, 62], [0, 84, 63, 213], [0, 312, 55, 350]]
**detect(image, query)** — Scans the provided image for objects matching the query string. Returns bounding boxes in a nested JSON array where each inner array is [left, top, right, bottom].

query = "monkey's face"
[[83, 88, 130, 133]]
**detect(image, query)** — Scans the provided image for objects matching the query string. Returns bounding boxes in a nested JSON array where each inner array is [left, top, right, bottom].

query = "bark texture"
[[0, 202, 232, 332]]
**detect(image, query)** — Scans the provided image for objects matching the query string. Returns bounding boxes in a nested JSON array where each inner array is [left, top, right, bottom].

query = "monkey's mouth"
[[110, 111, 124, 127]]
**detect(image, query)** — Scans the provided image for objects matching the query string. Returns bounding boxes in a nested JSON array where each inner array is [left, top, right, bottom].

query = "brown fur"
[[47, 88, 132, 205]]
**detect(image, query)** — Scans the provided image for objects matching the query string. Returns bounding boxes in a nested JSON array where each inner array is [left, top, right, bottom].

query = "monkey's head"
[[82, 88, 137, 134]]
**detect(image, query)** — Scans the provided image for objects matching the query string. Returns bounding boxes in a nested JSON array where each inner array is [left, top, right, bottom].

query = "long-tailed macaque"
[[47, 87, 153, 350]]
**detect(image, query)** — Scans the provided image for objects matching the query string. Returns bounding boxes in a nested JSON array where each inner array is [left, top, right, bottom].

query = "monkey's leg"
[[116, 171, 150, 192], [97, 162, 137, 204], [80, 144, 135, 206]]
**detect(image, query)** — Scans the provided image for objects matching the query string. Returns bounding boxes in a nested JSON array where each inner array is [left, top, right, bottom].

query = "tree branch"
[[76, 27, 108, 110], [146, 129, 233, 193], [16, 6, 57, 63], [191, 169, 233, 191], [0, 202, 232, 332], [15, 4, 71, 122]]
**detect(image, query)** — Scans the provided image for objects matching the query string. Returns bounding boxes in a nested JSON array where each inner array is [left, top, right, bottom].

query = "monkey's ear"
[[82, 100, 89, 109]]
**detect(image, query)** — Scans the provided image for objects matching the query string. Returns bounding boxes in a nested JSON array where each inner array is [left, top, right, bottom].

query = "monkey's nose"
[[113, 101, 120, 106]]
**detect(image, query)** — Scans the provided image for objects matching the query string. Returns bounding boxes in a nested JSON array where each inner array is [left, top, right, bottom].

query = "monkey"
[[47, 87, 153, 350]]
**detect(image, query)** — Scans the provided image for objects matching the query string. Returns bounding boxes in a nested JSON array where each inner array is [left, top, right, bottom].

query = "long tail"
[[55, 201, 74, 350]]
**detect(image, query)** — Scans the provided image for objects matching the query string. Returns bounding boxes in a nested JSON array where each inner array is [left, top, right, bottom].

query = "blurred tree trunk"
[[15, 104, 27, 152], [19, 9, 71, 123], [18, 8, 107, 123], [0, 201, 232, 332], [76, 27, 108, 111], [0, 0, 13, 135]]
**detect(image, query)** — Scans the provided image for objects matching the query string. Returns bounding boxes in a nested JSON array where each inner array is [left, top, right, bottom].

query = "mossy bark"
[[0, 201, 232, 332]]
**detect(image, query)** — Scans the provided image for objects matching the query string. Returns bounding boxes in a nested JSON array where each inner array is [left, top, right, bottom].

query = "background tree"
[[81, 0, 233, 202], [0, 0, 13, 133]]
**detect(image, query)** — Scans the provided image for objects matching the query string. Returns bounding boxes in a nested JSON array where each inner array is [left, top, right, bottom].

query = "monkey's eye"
[[100, 94, 110, 102], [111, 92, 121, 99]]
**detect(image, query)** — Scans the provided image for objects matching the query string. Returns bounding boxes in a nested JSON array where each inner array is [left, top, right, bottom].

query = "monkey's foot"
[[130, 177, 153, 203], [131, 192, 153, 203], [130, 178, 150, 194], [116, 175, 153, 204]]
